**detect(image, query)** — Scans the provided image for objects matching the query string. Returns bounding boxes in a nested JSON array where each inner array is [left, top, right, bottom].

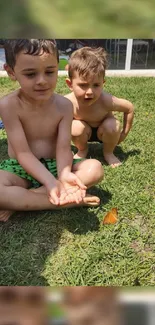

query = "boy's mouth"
[[35, 88, 50, 92]]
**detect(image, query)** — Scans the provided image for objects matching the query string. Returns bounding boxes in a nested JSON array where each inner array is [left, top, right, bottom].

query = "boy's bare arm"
[[56, 100, 86, 197], [56, 101, 75, 179], [0, 103, 57, 189], [105, 94, 134, 142]]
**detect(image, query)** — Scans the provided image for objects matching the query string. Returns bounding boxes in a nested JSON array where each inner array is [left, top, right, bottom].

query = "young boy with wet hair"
[[65, 47, 134, 167], [0, 39, 103, 221]]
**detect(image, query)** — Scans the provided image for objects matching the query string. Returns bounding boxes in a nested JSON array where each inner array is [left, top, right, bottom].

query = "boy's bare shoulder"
[[0, 89, 20, 117], [54, 93, 74, 114], [64, 92, 76, 107], [64, 92, 73, 100], [101, 91, 120, 109], [101, 90, 114, 103], [101, 91, 132, 112], [0, 89, 19, 103]]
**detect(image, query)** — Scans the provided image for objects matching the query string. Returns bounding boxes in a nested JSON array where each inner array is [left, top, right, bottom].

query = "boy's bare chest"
[[19, 109, 59, 139], [74, 102, 108, 125]]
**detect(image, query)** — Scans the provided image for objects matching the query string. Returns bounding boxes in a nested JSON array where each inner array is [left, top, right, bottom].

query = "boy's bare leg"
[[0, 160, 103, 221], [0, 186, 47, 222], [0, 175, 31, 222], [98, 117, 122, 167], [72, 120, 91, 159], [72, 158, 103, 188]]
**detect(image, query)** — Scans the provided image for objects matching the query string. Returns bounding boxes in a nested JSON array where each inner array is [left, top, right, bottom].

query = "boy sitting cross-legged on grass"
[[65, 47, 134, 167], [0, 39, 104, 221]]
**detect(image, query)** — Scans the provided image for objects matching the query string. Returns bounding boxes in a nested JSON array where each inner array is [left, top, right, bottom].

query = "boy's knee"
[[114, 119, 121, 132], [89, 159, 104, 181], [0, 184, 6, 207], [95, 160, 104, 181], [0, 177, 11, 187], [100, 118, 121, 135], [72, 120, 91, 138]]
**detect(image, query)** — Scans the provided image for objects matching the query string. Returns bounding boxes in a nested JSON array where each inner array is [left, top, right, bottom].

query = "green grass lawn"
[[0, 76, 155, 286]]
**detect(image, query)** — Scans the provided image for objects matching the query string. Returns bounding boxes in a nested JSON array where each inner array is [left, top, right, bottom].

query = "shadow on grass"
[[0, 137, 8, 160], [64, 187, 112, 235], [0, 137, 111, 285], [114, 146, 141, 163], [0, 185, 110, 285], [71, 144, 141, 164]]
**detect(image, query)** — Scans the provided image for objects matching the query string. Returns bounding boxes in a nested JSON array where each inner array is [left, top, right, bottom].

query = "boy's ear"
[[66, 78, 73, 90], [4, 64, 17, 81]]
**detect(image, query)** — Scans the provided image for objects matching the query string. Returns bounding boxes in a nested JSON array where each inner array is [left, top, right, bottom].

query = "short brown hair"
[[68, 47, 108, 80], [4, 39, 59, 70]]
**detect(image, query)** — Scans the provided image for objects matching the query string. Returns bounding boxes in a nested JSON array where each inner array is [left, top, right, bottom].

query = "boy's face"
[[5, 50, 58, 102], [66, 71, 105, 106]]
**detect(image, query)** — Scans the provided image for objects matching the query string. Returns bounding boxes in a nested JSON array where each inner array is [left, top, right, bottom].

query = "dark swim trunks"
[[88, 127, 102, 143], [0, 157, 82, 188]]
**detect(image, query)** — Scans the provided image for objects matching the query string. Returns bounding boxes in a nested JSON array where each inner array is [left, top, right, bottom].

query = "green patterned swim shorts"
[[0, 158, 82, 188]]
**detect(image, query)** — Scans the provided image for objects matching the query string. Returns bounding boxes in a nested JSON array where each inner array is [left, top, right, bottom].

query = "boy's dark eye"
[[46, 71, 54, 74], [79, 84, 87, 87], [25, 73, 36, 78], [94, 84, 100, 87]]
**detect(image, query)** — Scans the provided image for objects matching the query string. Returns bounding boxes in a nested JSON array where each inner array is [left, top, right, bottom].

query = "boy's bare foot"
[[104, 153, 122, 168], [0, 210, 14, 222], [62, 194, 100, 207], [33, 188, 100, 207], [82, 194, 100, 206], [0, 194, 100, 222], [74, 148, 88, 159]]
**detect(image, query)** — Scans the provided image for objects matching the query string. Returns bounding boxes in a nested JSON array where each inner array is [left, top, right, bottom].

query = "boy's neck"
[[18, 89, 55, 108]]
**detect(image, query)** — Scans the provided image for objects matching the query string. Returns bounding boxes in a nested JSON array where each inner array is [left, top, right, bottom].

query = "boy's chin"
[[84, 98, 94, 105], [33, 91, 53, 101]]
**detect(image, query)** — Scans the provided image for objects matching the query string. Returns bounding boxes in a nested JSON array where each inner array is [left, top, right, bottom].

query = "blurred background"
[[0, 286, 155, 325], [0, 0, 155, 38]]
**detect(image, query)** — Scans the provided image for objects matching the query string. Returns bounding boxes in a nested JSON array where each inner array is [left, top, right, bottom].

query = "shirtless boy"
[[65, 47, 134, 167], [0, 39, 103, 221]]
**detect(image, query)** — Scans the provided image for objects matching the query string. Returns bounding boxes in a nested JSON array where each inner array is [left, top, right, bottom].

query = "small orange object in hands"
[[102, 208, 118, 224]]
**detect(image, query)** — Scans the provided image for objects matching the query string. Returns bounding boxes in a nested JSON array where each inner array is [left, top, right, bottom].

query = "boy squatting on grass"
[[65, 47, 134, 167], [0, 39, 104, 222]]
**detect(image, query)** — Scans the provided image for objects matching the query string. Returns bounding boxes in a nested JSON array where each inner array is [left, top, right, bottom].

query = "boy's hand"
[[118, 131, 127, 144], [46, 180, 73, 205], [60, 173, 87, 204], [46, 180, 62, 205], [46, 174, 87, 206]]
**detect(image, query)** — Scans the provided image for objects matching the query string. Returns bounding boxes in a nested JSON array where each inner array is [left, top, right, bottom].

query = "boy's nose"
[[36, 75, 47, 85], [86, 88, 93, 96]]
